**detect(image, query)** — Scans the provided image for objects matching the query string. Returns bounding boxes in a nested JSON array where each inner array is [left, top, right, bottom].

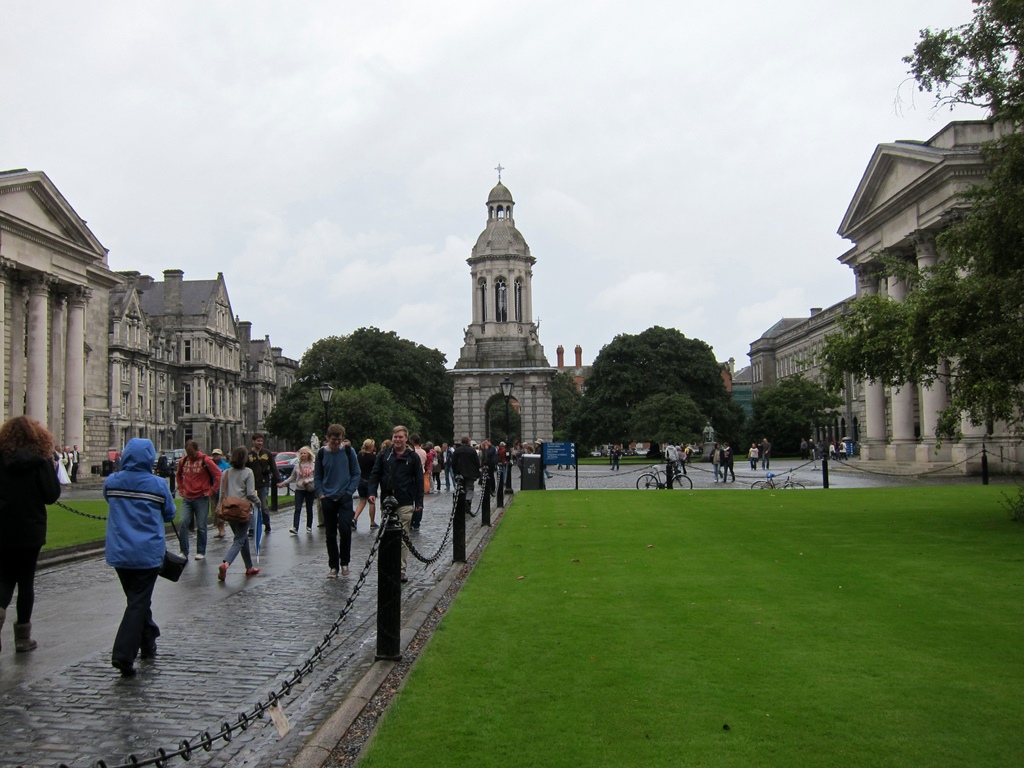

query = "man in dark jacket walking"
[[367, 425, 423, 583]]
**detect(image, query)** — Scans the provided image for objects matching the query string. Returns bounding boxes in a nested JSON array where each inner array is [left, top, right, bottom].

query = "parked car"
[[275, 451, 298, 481]]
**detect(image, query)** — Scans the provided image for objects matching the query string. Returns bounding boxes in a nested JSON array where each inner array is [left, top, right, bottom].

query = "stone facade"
[[452, 180, 553, 444], [749, 120, 1022, 473], [1, 169, 298, 475]]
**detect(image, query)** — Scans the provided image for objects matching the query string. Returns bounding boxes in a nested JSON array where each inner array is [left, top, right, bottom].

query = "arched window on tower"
[[495, 277, 508, 323], [478, 278, 488, 322], [514, 278, 523, 322]]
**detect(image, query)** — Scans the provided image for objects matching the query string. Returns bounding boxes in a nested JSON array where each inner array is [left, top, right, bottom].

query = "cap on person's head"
[[500, 441, 506, 446], [211, 448, 224, 456]]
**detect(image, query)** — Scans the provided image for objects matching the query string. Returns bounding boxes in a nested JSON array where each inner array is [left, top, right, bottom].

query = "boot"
[[0, 607, 5, 652], [14, 622, 37, 653]]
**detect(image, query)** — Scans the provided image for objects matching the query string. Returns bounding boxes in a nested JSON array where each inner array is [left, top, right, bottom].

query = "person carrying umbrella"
[[217, 446, 261, 581]]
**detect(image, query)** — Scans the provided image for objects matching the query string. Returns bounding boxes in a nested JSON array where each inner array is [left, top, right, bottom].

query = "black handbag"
[[159, 522, 188, 582]]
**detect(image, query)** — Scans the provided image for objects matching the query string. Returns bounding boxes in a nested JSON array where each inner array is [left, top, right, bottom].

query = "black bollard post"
[[375, 495, 403, 661], [454, 479, 467, 562], [497, 463, 505, 509], [270, 481, 279, 511], [822, 456, 830, 489], [665, 460, 674, 489], [981, 443, 989, 485], [481, 467, 492, 526]]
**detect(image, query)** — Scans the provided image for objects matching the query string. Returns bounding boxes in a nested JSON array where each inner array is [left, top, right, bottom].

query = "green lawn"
[[360, 486, 1023, 768]]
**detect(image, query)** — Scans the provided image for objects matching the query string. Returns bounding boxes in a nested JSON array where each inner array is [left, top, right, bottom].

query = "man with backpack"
[[314, 424, 361, 578]]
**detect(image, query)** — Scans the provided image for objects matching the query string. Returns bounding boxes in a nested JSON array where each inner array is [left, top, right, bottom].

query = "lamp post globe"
[[318, 384, 334, 435]]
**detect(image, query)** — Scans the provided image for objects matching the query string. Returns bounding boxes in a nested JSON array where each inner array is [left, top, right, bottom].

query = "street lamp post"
[[498, 376, 514, 506], [318, 384, 334, 436]]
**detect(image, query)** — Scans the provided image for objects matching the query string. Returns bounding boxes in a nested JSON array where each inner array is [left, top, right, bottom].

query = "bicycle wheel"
[[782, 481, 806, 489], [637, 473, 662, 490], [750, 480, 773, 490], [672, 474, 693, 490]]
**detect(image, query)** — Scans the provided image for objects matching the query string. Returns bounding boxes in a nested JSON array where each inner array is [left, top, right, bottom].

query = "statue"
[[702, 422, 715, 443]]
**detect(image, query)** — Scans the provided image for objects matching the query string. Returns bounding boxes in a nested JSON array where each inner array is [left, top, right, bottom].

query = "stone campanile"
[[451, 177, 554, 444]]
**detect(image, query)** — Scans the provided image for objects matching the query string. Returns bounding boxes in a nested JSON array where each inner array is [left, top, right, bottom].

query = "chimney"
[[810, 307, 822, 317], [575, 345, 583, 368], [557, 345, 564, 369], [163, 269, 184, 315], [137, 274, 154, 292], [238, 320, 252, 360]]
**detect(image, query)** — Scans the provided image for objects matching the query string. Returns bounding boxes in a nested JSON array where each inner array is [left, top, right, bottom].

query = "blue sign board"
[[542, 441, 576, 466]]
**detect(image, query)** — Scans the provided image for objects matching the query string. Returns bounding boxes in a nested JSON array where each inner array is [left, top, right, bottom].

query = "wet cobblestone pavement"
[[0, 491, 465, 768]]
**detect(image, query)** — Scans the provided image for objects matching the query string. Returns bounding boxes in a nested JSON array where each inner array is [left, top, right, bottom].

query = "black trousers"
[[322, 495, 355, 571], [112, 567, 161, 665], [0, 546, 41, 623]]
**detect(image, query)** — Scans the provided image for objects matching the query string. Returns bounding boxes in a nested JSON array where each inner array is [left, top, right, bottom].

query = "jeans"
[[322, 494, 355, 571], [257, 486, 271, 530], [444, 464, 453, 491], [112, 566, 160, 666], [224, 519, 253, 568], [178, 496, 209, 556], [293, 489, 315, 530]]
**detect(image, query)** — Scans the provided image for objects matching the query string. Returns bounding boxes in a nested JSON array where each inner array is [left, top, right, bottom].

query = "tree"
[[749, 376, 843, 455], [550, 371, 582, 442], [628, 393, 706, 446], [823, 0, 1024, 439], [568, 326, 735, 446], [295, 328, 453, 442]]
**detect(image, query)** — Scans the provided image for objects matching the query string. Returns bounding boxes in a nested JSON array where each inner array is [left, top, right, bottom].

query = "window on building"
[[183, 383, 192, 414], [183, 339, 192, 362], [514, 278, 523, 322], [495, 277, 508, 323], [478, 278, 487, 322]]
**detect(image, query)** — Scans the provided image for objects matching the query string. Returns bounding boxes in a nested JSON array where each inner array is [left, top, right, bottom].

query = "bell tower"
[[451, 174, 554, 444]]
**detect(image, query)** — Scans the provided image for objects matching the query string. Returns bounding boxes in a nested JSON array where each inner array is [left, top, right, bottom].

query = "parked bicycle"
[[636, 464, 693, 490], [750, 472, 805, 490]]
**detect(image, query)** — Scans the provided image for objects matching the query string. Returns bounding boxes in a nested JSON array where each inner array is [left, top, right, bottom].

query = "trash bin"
[[101, 460, 114, 476], [520, 454, 542, 491]]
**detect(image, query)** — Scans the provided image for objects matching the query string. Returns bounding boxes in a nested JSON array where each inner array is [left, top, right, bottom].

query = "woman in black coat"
[[0, 416, 61, 653]]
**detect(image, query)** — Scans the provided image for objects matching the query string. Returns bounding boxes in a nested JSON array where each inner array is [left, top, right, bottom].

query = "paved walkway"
[[1, 462, 991, 768], [0, 491, 471, 768]]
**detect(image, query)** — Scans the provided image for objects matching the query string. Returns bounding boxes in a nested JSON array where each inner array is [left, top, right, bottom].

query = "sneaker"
[[341, 566, 351, 576], [400, 574, 409, 584], [112, 659, 137, 677], [194, 553, 205, 561], [351, 520, 357, 530], [289, 528, 298, 535], [178, 552, 188, 560], [326, 569, 338, 579], [140, 644, 157, 659], [245, 567, 261, 576], [306, 527, 312, 533], [218, 562, 228, 581], [370, 523, 379, 529]]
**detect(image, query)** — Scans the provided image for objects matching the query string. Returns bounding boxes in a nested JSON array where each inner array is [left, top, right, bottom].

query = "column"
[[856, 268, 888, 460], [9, 280, 27, 418], [64, 288, 88, 451], [49, 290, 67, 441], [885, 275, 917, 462], [0, 261, 9, 424], [25, 275, 50, 423], [913, 235, 951, 461]]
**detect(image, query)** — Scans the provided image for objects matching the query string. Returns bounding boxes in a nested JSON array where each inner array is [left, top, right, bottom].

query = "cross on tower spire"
[[494, 163, 505, 182]]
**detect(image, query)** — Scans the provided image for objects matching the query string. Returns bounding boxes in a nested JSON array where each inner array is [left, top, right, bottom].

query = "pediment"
[[838, 143, 947, 239], [0, 171, 106, 257]]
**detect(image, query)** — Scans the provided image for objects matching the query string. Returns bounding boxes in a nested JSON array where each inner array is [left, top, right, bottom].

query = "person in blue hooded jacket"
[[104, 438, 176, 677]]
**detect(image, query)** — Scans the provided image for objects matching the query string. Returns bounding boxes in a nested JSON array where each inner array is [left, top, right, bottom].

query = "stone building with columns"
[[2, 169, 298, 476], [750, 120, 1020, 472], [0, 169, 122, 474], [452, 179, 554, 444]]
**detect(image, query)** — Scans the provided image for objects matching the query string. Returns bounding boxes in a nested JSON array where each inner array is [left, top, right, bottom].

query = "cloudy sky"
[[2, 1, 987, 371]]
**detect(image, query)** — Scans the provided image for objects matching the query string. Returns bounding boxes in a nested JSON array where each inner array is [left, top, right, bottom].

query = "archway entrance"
[[486, 395, 521, 445]]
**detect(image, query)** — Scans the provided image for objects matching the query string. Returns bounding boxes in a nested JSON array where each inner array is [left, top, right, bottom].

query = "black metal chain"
[[61, 518, 384, 768], [402, 493, 456, 566], [53, 499, 108, 521]]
